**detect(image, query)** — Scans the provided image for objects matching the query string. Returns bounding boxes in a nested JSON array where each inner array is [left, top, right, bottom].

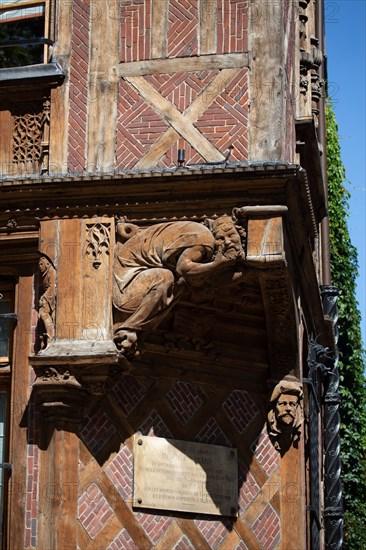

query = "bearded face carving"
[[267, 376, 304, 455]]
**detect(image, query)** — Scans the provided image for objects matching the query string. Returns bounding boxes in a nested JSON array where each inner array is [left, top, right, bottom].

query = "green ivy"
[[326, 102, 366, 549]]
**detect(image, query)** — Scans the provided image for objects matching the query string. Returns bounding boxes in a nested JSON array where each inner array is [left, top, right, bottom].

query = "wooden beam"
[[200, 0, 217, 54], [7, 273, 33, 550], [48, 0, 72, 174], [135, 67, 240, 168], [151, 0, 168, 58], [126, 76, 225, 163], [118, 53, 249, 77], [87, 0, 119, 171]]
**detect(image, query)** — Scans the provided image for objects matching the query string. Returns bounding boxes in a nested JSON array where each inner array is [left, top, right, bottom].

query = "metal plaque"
[[133, 435, 238, 517]]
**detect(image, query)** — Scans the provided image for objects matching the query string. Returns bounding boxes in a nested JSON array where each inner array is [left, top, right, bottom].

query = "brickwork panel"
[[222, 389, 259, 434], [105, 444, 133, 502], [252, 430, 279, 478], [194, 68, 249, 161], [120, 0, 150, 62], [78, 482, 114, 539], [68, 0, 90, 172], [145, 70, 220, 113], [139, 409, 173, 438], [80, 406, 117, 456], [166, 381, 204, 426], [116, 78, 170, 169], [168, 0, 199, 58], [111, 375, 145, 416], [238, 458, 261, 513], [73, 380, 283, 548], [116, 69, 248, 169], [195, 416, 231, 446], [134, 511, 174, 545], [25, 399, 40, 548], [194, 517, 233, 549], [217, 0, 248, 53], [107, 527, 139, 550], [173, 534, 196, 550], [251, 504, 281, 549]]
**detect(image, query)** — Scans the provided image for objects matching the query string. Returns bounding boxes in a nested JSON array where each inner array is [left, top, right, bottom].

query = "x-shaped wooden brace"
[[124, 68, 241, 168]]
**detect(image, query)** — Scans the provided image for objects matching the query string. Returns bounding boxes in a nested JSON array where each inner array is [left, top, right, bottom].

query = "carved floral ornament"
[[267, 375, 304, 455], [85, 222, 111, 268], [12, 99, 51, 173]]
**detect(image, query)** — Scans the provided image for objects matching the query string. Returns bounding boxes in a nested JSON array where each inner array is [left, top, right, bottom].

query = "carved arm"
[[176, 246, 234, 281]]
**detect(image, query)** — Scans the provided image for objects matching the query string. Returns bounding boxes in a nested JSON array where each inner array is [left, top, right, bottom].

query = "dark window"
[[0, 3, 46, 68]]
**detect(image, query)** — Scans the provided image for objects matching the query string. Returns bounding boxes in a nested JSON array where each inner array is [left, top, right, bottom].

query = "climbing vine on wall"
[[326, 102, 366, 549]]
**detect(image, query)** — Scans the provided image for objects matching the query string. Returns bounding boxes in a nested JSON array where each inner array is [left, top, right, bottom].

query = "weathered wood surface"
[[151, 0, 168, 59], [200, 0, 217, 54], [87, 0, 119, 171], [134, 66, 240, 167], [280, 442, 306, 549], [0, 109, 12, 172], [126, 76, 225, 163], [118, 53, 249, 77], [48, 0, 72, 174], [248, 1, 287, 160], [7, 274, 33, 550]]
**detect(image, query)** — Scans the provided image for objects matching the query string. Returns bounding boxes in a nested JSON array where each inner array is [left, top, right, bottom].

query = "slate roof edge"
[[0, 160, 300, 185]]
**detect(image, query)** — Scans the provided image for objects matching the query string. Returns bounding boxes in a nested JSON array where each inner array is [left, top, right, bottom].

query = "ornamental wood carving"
[[38, 255, 56, 350], [112, 214, 246, 358], [12, 99, 50, 174], [85, 222, 111, 269], [30, 208, 297, 425], [267, 375, 304, 455]]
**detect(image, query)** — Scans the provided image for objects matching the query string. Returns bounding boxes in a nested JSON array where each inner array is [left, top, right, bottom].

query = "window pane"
[[0, 4, 45, 68], [0, 301, 11, 360]]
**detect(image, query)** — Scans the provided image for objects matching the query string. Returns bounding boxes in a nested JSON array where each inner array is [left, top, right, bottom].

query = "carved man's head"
[[211, 215, 244, 260], [275, 393, 300, 427], [39, 256, 50, 274], [267, 376, 304, 453]]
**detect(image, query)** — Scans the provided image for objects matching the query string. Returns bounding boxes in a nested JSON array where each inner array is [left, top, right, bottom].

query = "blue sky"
[[325, 0, 366, 345]]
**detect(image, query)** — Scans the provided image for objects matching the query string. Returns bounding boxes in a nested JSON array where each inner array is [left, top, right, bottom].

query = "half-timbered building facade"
[[0, 1, 342, 548]]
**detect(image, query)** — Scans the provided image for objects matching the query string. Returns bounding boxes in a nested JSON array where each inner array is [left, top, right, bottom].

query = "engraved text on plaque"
[[133, 436, 238, 516]]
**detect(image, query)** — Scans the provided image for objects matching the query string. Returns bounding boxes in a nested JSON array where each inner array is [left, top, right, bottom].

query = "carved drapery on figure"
[[267, 375, 304, 455], [112, 213, 246, 358], [38, 255, 56, 349]]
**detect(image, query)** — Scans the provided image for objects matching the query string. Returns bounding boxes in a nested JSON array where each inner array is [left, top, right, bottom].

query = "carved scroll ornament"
[[267, 375, 304, 455], [112, 213, 246, 358]]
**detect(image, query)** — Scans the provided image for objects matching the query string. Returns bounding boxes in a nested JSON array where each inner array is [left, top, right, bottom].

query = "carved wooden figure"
[[112, 214, 246, 357], [38, 255, 56, 348], [267, 375, 304, 454]]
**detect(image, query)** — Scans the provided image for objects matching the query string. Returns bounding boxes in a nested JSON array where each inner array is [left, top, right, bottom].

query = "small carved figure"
[[38, 256, 56, 348], [267, 375, 304, 454], [113, 215, 245, 357]]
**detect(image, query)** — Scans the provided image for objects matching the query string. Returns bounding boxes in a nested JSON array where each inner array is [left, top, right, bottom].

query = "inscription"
[[133, 436, 238, 516]]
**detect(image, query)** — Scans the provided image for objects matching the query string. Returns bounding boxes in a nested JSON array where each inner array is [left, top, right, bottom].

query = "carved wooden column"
[[31, 217, 126, 426]]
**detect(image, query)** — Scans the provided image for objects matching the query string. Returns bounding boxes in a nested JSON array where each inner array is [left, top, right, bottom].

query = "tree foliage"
[[326, 102, 366, 549]]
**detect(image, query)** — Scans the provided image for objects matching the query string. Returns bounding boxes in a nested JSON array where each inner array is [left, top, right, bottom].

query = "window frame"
[[0, 0, 51, 67]]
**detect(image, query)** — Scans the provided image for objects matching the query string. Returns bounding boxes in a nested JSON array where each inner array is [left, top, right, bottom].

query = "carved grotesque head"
[[267, 376, 304, 453], [210, 215, 245, 260]]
